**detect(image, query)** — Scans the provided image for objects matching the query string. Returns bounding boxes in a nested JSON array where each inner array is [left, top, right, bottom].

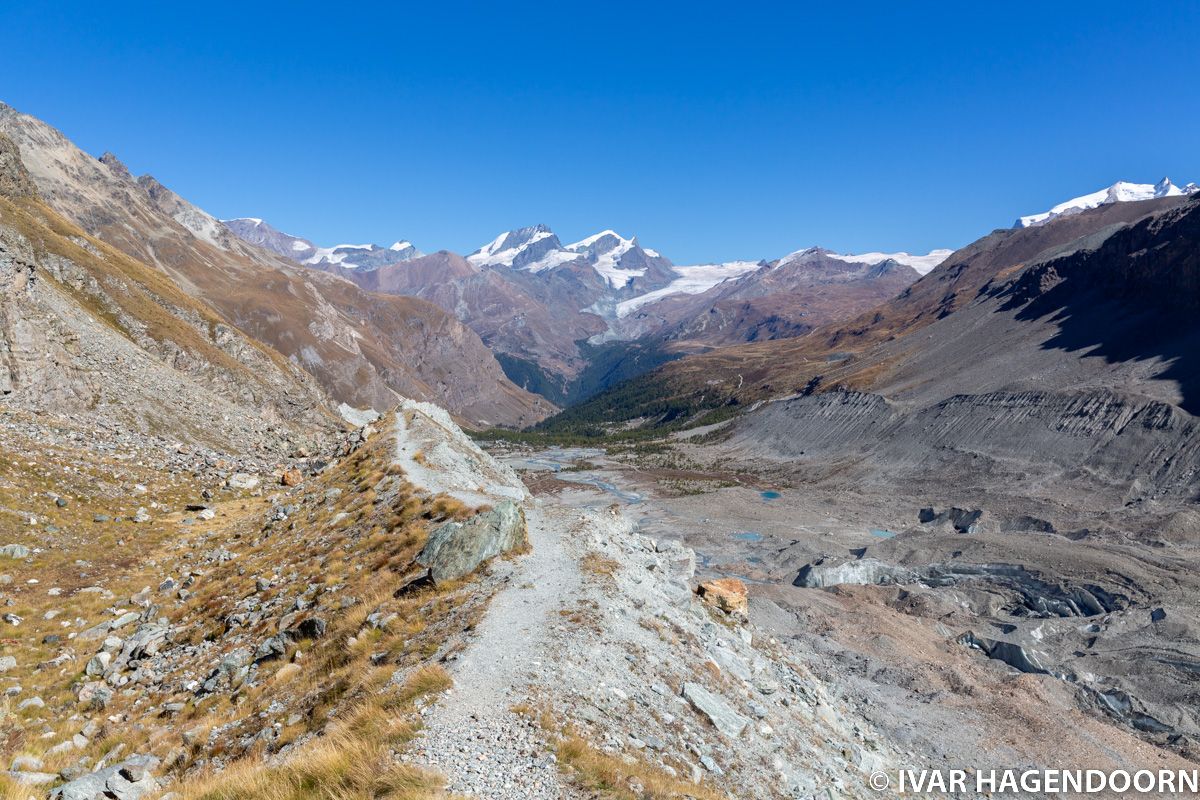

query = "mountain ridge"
[[0, 100, 550, 428]]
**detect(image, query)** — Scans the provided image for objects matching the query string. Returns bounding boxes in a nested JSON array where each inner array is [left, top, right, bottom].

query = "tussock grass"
[[581, 552, 621, 579], [181, 672, 448, 800], [555, 733, 726, 800]]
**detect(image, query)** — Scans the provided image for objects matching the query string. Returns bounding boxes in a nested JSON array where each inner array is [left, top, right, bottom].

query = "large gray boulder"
[[51, 755, 159, 800], [415, 500, 526, 584]]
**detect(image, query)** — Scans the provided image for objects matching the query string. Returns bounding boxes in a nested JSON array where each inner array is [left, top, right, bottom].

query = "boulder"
[[254, 633, 291, 663], [0, 655, 15, 672], [292, 616, 327, 639], [10, 770, 57, 785], [85, 652, 111, 677], [76, 682, 113, 709], [415, 500, 526, 584], [696, 577, 749, 618], [50, 755, 159, 800], [682, 682, 750, 738], [0, 544, 30, 559], [227, 473, 260, 491], [280, 468, 303, 487]]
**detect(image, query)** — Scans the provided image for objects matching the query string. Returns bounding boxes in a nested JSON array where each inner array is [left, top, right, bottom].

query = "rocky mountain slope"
[[0, 102, 549, 429], [0, 364, 924, 800], [0, 136, 331, 455], [653, 192, 1200, 756]]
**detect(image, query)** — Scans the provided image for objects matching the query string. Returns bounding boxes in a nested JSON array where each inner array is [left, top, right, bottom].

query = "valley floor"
[[475, 441, 1199, 798]]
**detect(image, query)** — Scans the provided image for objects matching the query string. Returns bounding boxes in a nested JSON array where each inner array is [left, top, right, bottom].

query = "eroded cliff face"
[[0, 230, 90, 404]]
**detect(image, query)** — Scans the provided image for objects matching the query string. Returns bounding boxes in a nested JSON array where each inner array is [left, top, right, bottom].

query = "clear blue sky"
[[3, 1, 1198, 263]]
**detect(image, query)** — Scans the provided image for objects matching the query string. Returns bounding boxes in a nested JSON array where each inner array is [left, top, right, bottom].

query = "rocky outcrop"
[[696, 577, 749, 618], [0, 134, 36, 199], [415, 501, 527, 584], [393, 398, 530, 507], [682, 681, 751, 739]]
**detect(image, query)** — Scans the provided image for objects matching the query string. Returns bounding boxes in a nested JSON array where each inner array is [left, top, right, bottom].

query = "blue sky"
[[2, 2, 1198, 263]]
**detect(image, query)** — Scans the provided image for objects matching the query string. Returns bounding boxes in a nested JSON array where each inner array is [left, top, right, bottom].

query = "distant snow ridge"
[[777, 246, 953, 276], [221, 217, 422, 269], [1015, 177, 1198, 228]]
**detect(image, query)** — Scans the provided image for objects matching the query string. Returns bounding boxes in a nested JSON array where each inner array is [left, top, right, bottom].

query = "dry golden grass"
[[0, 774, 30, 800], [555, 733, 727, 800], [581, 552, 621, 579], [181, 671, 450, 800], [0, 412, 495, 800], [427, 496, 470, 522]]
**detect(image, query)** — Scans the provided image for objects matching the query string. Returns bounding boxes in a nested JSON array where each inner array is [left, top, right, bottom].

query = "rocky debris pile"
[[393, 398, 529, 507]]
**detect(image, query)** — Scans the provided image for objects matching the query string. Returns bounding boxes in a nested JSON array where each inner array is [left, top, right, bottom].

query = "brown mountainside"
[[0, 102, 552, 428]]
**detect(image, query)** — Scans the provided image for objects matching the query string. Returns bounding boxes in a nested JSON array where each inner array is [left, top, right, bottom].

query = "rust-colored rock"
[[697, 578, 749, 618], [280, 468, 304, 487]]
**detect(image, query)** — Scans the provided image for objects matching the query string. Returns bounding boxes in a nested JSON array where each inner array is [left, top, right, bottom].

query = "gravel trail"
[[410, 501, 588, 799]]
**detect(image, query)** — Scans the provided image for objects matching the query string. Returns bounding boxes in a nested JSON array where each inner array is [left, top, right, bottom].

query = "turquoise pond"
[[760, 490, 781, 500], [870, 528, 897, 538], [733, 531, 764, 542]]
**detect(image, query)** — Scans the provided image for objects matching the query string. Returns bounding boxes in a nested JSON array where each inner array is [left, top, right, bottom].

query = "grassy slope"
[[0, 414, 486, 799]]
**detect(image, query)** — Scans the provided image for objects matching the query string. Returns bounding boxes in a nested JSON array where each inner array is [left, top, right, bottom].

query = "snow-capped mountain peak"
[[467, 224, 567, 270], [1015, 177, 1198, 228], [776, 246, 952, 276], [467, 226, 669, 287]]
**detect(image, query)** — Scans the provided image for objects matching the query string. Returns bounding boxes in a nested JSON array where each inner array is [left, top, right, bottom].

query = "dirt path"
[[411, 501, 587, 798]]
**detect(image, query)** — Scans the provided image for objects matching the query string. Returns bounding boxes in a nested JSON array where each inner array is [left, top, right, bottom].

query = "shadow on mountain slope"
[[1004, 195, 1200, 414]]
